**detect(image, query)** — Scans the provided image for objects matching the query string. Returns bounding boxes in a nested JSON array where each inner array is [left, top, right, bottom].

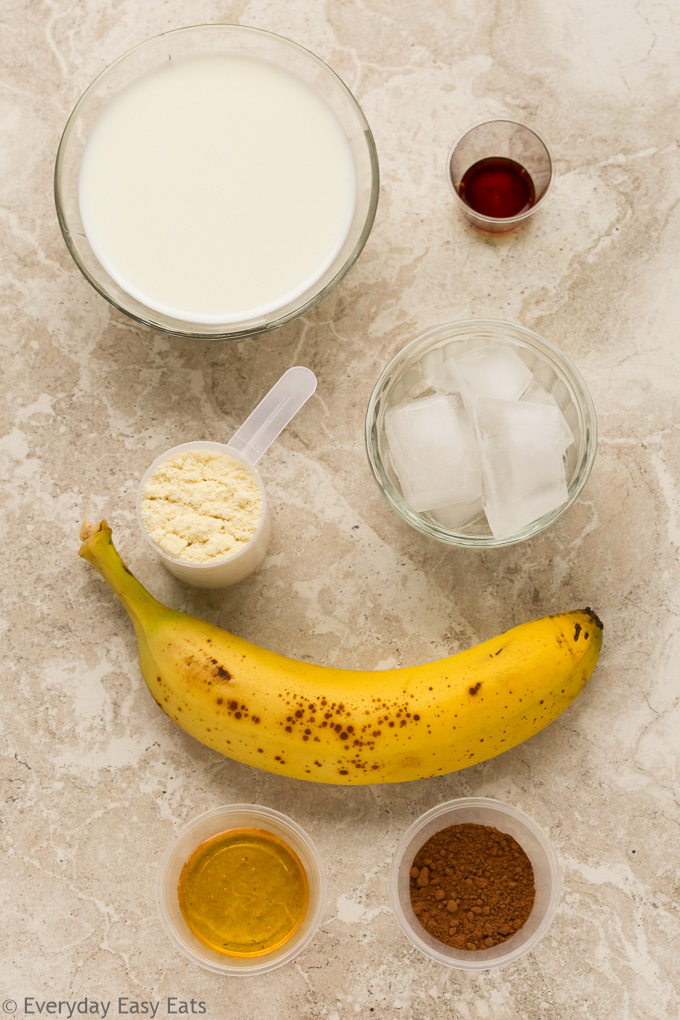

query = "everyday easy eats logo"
[[3, 1000, 206, 1017]]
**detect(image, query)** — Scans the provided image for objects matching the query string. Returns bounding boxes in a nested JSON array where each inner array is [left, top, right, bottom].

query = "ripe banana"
[[79, 521, 603, 785]]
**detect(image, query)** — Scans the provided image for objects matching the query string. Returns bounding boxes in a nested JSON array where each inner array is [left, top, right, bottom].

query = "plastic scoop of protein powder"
[[136, 366, 317, 587]]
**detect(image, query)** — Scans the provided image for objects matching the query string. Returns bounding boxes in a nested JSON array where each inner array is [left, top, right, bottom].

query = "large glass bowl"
[[365, 319, 597, 547], [55, 24, 379, 339]]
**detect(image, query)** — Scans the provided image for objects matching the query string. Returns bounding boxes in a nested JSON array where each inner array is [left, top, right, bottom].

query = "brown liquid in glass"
[[458, 157, 535, 219]]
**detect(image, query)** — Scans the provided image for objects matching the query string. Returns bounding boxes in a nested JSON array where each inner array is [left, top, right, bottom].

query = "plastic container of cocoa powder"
[[389, 798, 562, 970]]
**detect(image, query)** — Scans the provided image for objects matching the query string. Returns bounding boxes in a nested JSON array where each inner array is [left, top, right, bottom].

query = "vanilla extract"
[[458, 156, 535, 219]]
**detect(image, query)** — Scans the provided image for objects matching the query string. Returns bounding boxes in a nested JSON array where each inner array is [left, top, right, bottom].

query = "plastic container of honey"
[[156, 804, 327, 975]]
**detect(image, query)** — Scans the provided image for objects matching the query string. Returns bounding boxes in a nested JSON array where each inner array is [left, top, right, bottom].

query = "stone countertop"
[[2, 2, 679, 1018]]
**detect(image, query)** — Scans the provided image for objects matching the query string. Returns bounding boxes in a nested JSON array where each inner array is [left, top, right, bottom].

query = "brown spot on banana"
[[211, 661, 232, 680]]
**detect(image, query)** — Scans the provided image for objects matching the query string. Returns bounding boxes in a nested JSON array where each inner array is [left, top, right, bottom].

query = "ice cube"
[[420, 346, 453, 394], [429, 497, 485, 532], [522, 379, 574, 451], [445, 341, 534, 405], [475, 398, 569, 540], [385, 393, 482, 512]]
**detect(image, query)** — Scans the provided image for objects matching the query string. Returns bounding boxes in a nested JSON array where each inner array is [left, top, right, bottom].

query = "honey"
[[178, 827, 309, 957]]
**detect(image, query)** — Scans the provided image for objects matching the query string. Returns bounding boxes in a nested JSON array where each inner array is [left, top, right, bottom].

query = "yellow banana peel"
[[79, 521, 603, 785]]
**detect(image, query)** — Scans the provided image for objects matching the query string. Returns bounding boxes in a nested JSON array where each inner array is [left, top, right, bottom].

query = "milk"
[[78, 53, 357, 323]]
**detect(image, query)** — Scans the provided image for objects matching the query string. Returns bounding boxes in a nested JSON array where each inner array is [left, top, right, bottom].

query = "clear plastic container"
[[156, 804, 327, 975], [136, 441, 271, 588], [365, 319, 597, 547], [389, 798, 562, 970]]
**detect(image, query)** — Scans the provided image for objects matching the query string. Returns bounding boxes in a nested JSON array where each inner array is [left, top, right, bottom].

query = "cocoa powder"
[[408, 822, 536, 951]]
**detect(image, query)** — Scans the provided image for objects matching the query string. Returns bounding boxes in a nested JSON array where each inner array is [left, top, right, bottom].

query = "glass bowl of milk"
[[55, 25, 379, 338]]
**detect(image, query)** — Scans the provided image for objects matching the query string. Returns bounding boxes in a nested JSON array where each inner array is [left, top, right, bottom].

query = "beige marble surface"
[[2, 0, 679, 1017]]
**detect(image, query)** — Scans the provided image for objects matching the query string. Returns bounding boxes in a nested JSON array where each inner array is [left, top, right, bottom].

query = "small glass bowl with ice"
[[365, 320, 596, 547]]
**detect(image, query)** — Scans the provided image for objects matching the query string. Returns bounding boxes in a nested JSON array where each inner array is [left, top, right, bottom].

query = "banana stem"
[[79, 521, 164, 633]]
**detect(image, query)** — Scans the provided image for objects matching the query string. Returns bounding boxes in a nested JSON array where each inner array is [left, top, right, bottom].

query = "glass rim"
[[54, 23, 380, 339], [365, 318, 597, 548], [446, 118, 555, 226], [389, 797, 562, 970]]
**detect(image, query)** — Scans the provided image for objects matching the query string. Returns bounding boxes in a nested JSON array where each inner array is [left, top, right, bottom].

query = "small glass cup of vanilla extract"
[[448, 119, 554, 233]]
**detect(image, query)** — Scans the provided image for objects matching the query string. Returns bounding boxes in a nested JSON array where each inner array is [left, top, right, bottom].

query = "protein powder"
[[140, 448, 264, 564]]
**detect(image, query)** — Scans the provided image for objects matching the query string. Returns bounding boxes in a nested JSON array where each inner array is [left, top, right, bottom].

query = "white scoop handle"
[[227, 366, 317, 466]]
